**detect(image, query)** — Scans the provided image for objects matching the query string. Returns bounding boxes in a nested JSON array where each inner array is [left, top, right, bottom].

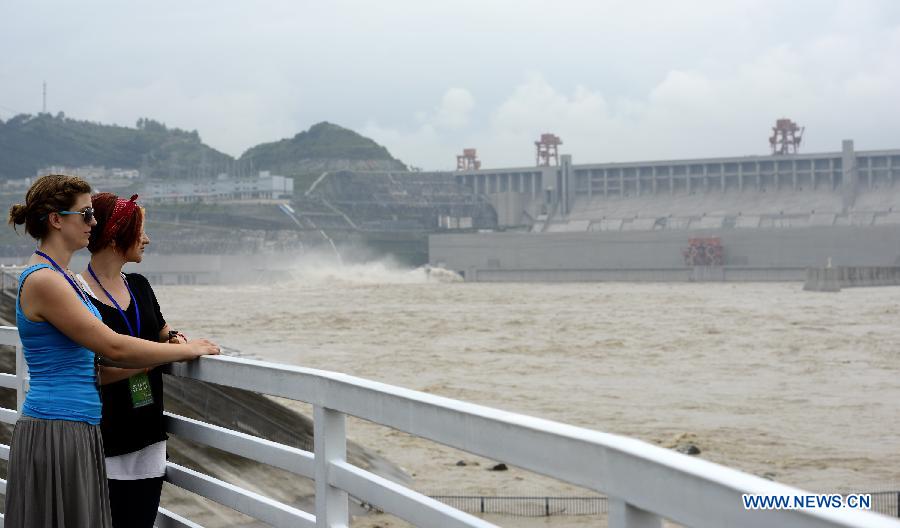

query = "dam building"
[[432, 140, 900, 281]]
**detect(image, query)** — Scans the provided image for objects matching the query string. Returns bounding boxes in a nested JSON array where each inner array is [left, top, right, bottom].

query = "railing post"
[[609, 498, 662, 528], [314, 405, 348, 527]]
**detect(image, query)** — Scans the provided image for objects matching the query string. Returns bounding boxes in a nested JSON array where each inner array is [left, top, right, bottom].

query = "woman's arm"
[[159, 324, 187, 344], [22, 269, 219, 366]]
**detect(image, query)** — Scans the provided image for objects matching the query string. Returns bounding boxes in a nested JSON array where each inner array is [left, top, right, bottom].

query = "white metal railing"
[[0, 325, 898, 527], [0, 266, 24, 305]]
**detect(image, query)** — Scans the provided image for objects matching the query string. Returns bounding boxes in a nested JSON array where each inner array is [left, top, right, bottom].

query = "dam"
[[428, 140, 900, 281]]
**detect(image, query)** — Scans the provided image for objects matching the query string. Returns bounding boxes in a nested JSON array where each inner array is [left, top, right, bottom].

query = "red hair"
[[88, 193, 144, 253]]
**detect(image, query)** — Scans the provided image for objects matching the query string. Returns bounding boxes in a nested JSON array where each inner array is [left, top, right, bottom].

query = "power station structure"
[[433, 125, 900, 281], [261, 121, 900, 283]]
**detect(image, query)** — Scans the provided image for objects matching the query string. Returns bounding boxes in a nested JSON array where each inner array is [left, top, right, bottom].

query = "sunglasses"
[[42, 207, 95, 224]]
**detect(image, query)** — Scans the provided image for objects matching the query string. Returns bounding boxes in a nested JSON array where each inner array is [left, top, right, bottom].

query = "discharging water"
[[153, 265, 900, 525]]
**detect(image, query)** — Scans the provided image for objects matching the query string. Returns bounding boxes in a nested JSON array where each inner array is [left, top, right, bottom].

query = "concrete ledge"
[[804, 266, 900, 292], [469, 267, 805, 283]]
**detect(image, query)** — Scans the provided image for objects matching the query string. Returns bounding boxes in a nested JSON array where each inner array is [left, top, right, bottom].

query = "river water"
[[153, 262, 900, 526]]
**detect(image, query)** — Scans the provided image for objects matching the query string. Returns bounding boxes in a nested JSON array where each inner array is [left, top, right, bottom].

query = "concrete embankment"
[[430, 225, 900, 282], [804, 266, 900, 292], [470, 266, 805, 282]]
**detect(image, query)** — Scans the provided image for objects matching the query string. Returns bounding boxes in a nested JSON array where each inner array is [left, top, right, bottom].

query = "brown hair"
[[88, 193, 144, 254], [7, 174, 92, 240]]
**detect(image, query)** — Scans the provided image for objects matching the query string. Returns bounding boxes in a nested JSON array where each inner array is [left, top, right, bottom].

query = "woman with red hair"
[[75, 193, 183, 527], [6, 176, 220, 528]]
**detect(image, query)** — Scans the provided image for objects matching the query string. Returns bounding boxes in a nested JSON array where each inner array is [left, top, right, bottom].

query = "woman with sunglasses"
[[5, 175, 220, 528], [75, 193, 181, 528]]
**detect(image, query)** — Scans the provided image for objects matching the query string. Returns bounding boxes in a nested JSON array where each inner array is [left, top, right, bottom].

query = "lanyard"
[[33, 250, 88, 304], [87, 263, 141, 338]]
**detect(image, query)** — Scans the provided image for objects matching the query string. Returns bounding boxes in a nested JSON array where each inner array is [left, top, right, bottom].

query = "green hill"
[[0, 113, 233, 180], [0, 117, 407, 186], [239, 121, 406, 173]]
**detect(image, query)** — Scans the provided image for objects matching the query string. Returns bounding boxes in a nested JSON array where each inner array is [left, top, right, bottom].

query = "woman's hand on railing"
[[186, 339, 221, 359]]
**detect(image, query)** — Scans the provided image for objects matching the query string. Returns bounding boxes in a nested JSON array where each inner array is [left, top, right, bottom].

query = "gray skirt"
[[4, 416, 112, 528]]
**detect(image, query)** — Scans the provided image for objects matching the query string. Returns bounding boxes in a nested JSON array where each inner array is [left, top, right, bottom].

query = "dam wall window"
[[623, 168, 636, 195], [575, 171, 589, 194], [888, 156, 900, 187]]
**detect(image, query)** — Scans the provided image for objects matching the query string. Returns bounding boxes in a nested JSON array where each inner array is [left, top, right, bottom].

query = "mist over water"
[[155, 276, 900, 524], [283, 255, 462, 285]]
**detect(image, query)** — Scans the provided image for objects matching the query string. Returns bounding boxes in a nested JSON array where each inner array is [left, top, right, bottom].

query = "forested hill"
[[239, 121, 407, 175], [0, 114, 407, 181], [0, 113, 232, 180]]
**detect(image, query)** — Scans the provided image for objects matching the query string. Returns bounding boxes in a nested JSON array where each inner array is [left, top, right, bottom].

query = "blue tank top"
[[16, 264, 102, 424]]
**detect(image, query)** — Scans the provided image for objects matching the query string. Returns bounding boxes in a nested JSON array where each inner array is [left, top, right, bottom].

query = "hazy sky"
[[2, 1, 899, 170]]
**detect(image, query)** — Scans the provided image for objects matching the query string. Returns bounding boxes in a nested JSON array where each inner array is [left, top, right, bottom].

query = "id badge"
[[129, 372, 154, 408]]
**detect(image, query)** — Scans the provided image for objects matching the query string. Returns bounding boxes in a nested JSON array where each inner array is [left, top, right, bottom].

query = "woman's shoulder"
[[18, 266, 77, 302], [19, 263, 51, 279], [124, 272, 150, 284], [19, 264, 60, 287], [124, 272, 154, 291]]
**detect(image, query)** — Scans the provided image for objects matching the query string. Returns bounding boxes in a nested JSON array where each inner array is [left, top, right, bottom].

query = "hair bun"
[[7, 203, 27, 226]]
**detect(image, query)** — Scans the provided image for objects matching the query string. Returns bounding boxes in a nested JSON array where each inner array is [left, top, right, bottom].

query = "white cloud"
[[491, 75, 610, 135], [433, 88, 475, 129], [368, 17, 900, 170], [82, 79, 304, 158], [4, 1, 900, 169], [360, 120, 446, 171], [363, 87, 476, 169]]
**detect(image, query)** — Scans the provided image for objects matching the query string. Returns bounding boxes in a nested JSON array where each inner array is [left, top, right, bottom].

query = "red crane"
[[769, 118, 804, 155], [456, 148, 481, 171], [535, 133, 562, 166]]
